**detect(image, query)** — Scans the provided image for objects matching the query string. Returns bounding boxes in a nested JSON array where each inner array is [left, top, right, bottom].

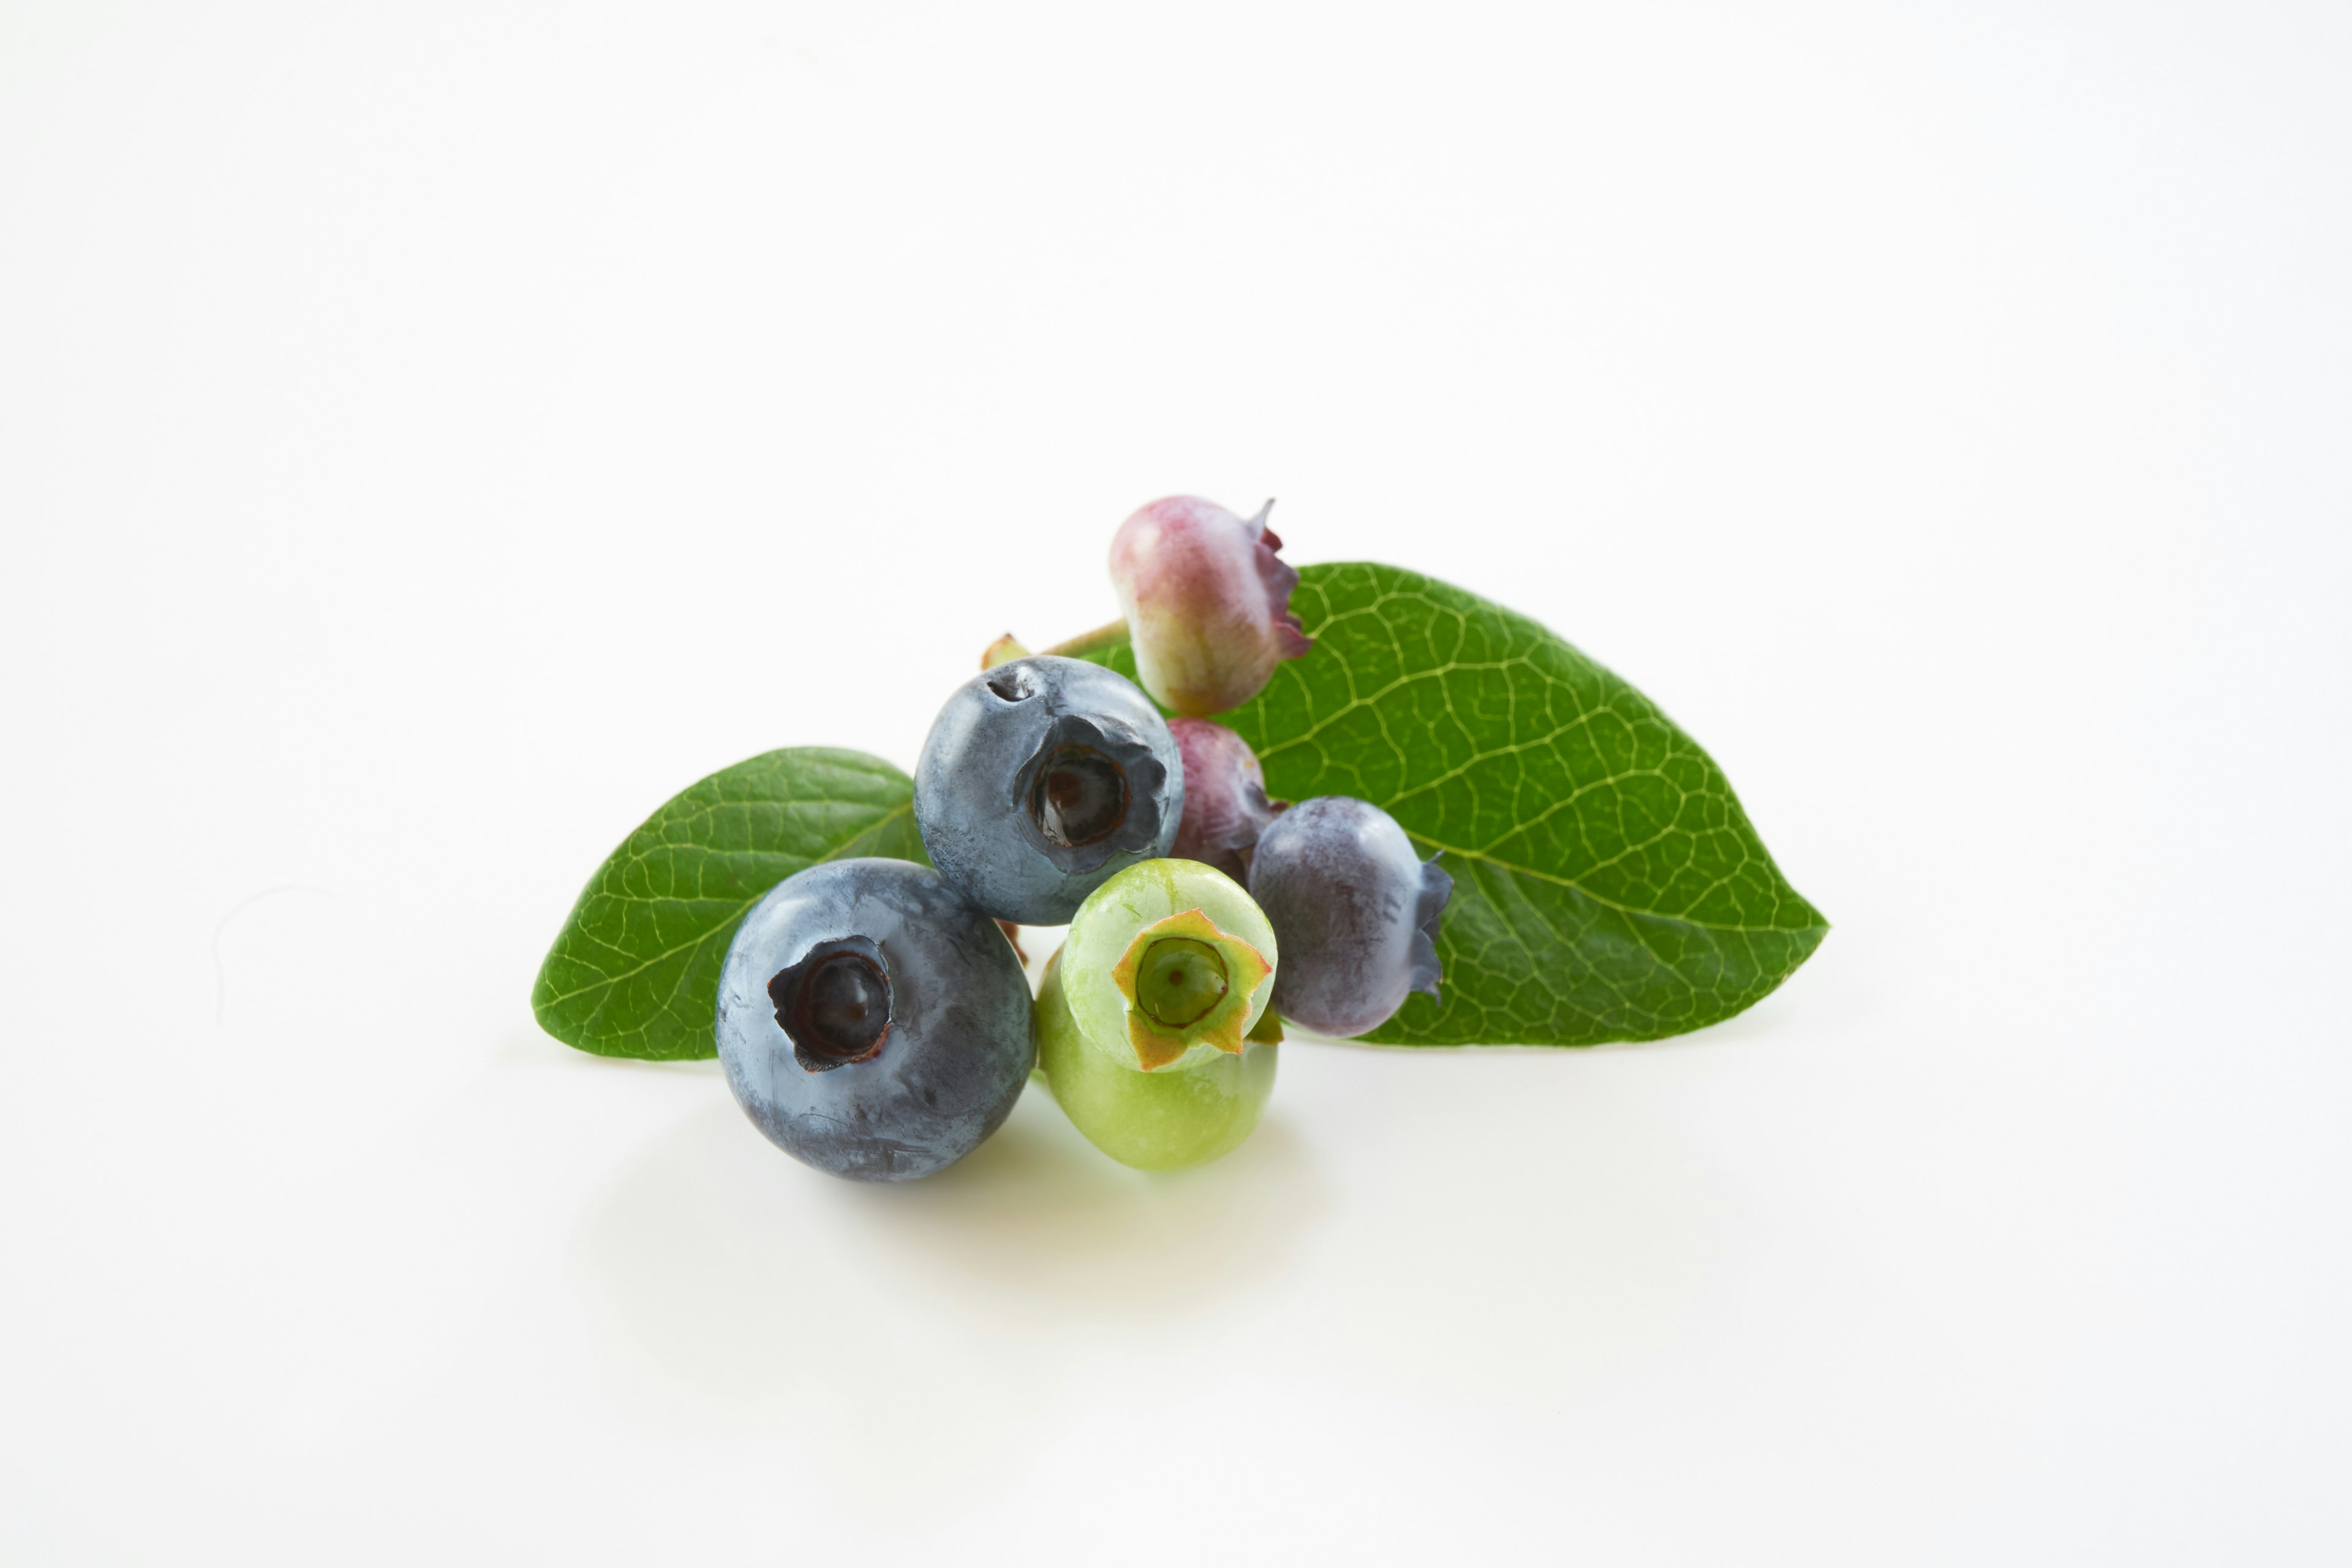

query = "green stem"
[[1041, 619, 1131, 659]]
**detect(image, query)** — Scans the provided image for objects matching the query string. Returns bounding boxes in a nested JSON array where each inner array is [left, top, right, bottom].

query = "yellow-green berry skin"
[[1036, 859, 1281, 1169], [1036, 947, 1278, 1171], [1060, 860, 1275, 1060]]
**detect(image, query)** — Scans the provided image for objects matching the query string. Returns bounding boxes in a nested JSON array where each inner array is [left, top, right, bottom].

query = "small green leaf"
[[532, 748, 927, 1060], [1082, 564, 1827, 1046]]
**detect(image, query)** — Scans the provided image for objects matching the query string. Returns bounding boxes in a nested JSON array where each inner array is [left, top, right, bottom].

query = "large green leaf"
[[532, 748, 927, 1060], [1082, 563, 1827, 1046]]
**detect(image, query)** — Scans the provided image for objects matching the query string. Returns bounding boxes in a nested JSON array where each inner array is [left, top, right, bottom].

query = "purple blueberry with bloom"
[[1249, 796, 1453, 1039]]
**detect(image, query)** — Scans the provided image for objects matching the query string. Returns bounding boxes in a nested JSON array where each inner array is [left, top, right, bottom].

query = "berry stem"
[[1041, 619, 1131, 660]]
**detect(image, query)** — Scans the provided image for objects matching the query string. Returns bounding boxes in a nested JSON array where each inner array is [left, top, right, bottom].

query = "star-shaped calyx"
[[1107, 905, 1275, 1070]]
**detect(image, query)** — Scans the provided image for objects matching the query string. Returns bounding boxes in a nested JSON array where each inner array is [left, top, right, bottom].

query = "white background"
[[4, 1, 2346, 1561]]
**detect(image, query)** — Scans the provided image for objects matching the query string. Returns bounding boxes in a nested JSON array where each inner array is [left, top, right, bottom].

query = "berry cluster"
[[715, 497, 1453, 1182]]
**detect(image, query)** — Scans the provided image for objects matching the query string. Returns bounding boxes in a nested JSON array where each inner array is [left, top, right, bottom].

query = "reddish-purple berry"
[[1169, 718, 1286, 883]]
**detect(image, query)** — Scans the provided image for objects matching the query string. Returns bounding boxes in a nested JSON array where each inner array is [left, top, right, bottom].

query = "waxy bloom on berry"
[[1250, 797, 1452, 1039], [1109, 496, 1312, 717]]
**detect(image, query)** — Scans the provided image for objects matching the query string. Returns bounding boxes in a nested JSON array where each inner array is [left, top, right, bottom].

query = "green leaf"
[[532, 748, 927, 1060], [1082, 564, 1827, 1046]]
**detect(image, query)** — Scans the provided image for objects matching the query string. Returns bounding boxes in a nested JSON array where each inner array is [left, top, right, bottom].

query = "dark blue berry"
[[914, 655, 1183, 924], [715, 858, 1032, 1181]]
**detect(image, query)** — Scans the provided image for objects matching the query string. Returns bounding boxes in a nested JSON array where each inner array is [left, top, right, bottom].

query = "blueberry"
[[714, 858, 1033, 1182], [1167, 717, 1285, 883], [1109, 495, 1312, 717], [1035, 858, 1280, 1170], [1248, 797, 1453, 1038], [914, 655, 1184, 925]]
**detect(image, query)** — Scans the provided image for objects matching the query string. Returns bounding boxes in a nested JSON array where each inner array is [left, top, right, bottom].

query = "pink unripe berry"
[[1108, 496, 1312, 718]]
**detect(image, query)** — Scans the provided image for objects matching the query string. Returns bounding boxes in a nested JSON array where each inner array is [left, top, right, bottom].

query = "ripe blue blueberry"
[[1248, 796, 1453, 1038], [914, 655, 1184, 925], [715, 858, 1033, 1181]]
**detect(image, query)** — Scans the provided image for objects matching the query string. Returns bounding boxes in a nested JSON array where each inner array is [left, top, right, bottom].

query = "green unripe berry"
[[1035, 859, 1281, 1169], [1036, 950, 1277, 1170]]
